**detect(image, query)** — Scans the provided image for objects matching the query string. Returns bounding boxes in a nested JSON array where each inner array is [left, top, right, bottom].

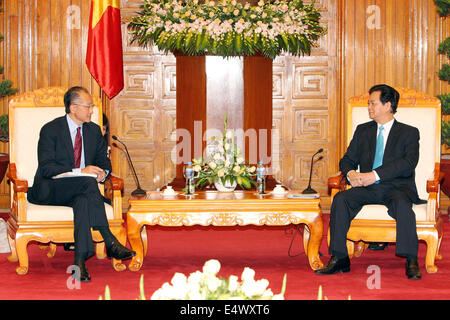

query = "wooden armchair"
[[328, 88, 444, 273], [6, 87, 127, 275]]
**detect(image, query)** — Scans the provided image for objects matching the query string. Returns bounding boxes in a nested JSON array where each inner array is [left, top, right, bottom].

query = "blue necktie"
[[372, 125, 384, 171]]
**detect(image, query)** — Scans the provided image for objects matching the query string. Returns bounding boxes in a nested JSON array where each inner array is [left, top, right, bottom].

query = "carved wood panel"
[[114, 0, 339, 210]]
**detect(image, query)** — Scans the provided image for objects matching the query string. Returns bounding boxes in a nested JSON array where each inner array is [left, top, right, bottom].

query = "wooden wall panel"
[[343, 0, 450, 137]]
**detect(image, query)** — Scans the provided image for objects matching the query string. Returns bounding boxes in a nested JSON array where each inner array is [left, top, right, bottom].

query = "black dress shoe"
[[315, 256, 351, 275], [368, 242, 388, 250], [106, 241, 136, 260], [73, 263, 91, 282], [406, 259, 422, 280]]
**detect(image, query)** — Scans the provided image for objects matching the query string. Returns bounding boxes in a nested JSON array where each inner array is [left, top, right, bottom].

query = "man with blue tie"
[[315, 84, 423, 279]]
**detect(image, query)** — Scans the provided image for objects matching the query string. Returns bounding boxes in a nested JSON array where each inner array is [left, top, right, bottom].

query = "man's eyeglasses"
[[74, 103, 95, 110]]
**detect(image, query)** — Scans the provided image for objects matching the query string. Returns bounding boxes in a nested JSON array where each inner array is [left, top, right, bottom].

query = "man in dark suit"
[[315, 84, 423, 279], [27, 86, 135, 282]]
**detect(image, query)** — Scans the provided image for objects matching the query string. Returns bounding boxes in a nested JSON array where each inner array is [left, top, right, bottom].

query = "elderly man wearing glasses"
[[27, 86, 135, 282]]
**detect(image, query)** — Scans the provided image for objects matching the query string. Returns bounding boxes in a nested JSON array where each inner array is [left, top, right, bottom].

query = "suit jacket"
[[29, 115, 111, 203], [339, 119, 422, 203]]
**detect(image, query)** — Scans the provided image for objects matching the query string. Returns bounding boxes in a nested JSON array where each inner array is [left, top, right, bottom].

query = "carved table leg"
[[305, 214, 324, 270], [46, 243, 57, 258], [127, 213, 145, 272]]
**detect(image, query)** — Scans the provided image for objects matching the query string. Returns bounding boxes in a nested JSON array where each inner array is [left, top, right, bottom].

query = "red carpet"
[[1, 213, 449, 300]]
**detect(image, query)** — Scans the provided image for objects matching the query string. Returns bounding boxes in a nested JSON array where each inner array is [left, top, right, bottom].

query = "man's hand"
[[359, 172, 377, 187], [347, 170, 377, 187], [347, 170, 362, 187], [82, 165, 106, 182]]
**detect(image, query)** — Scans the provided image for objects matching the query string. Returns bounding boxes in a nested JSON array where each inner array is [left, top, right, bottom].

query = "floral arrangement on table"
[[128, 0, 327, 59], [151, 259, 286, 300], [192, 115, 256, 190]]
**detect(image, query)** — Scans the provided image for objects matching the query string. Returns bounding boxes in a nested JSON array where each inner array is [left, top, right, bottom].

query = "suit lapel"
[[367, 121, 378, 167], [60, 116, 75, 166], [82, 123, 93, 165], [383, 119, 399, 161]]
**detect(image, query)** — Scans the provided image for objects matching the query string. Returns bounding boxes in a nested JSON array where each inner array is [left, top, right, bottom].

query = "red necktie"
[[74, 127, 82, 168]]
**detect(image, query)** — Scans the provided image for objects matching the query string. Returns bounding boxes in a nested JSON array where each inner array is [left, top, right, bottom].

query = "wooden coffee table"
[[126, 191, 324, 271]]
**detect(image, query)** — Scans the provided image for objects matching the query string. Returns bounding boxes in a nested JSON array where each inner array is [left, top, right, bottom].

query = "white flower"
[[224, 160, 231, 168], [262, 288, 274, 299], [253, 279, 269, 295], [272, 294, 284, 300], [194, 165, 202, 172], [241, 280, 258, 297], [237, 157, 244, 164], [249, 166, 256, 173], [214, 153, 221, 160], [228, 275, 239, 292], [169, 273, 189, 299], [258, 0, 264, 6], [208, 161, 217, 169], [187, 288, 203, 300], [233, 165, 241, 173], [241, 267, 255, 282], [203, 259, 221, 275], [150, 288, 164, 300], [218, 169, 225, 177], [206, 276, 221, 292], [151, 260, 284, 300], [224, 143, 231, 151], [188, 270, 204, 285], [171, 273, 187, 287]]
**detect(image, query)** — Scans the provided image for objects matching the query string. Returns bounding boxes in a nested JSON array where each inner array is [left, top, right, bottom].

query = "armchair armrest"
[[7, 163, 28, 193], [327, 171, 346, 195], [426, 163, 444, 193], [106, 173, 124, 191], [104, 173, 124, 203]]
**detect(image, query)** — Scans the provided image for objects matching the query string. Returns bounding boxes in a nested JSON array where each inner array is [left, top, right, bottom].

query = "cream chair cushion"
[[26, 202, 114, 222], [350, 107, 437, 221], [13, 106, 99, 187]]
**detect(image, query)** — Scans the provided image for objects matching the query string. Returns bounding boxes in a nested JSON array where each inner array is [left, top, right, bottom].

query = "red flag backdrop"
[[86, 0, 124, 99]]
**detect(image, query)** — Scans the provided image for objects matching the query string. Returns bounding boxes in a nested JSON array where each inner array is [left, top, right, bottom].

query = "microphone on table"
[[302, 148, 324, 194], [112, 135, 146, 196]]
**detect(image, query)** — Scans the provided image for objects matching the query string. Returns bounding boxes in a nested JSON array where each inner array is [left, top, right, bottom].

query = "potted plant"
[[192, 114, 257, 191]]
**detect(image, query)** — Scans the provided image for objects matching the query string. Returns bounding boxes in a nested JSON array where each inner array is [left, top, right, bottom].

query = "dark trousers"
[[329, 184, 419, 259], [28, 177, 108, 257]]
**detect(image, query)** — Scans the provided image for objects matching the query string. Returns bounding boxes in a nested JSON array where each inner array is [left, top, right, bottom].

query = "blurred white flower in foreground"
[[150, 259, 286, 300]]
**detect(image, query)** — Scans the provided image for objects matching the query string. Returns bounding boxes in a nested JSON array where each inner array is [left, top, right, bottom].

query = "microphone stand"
[[302, 149, 323, 194], [112, 136, 147, 196]]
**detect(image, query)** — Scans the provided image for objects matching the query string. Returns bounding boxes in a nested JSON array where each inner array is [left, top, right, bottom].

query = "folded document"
[[52, 172, 97, 179]]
